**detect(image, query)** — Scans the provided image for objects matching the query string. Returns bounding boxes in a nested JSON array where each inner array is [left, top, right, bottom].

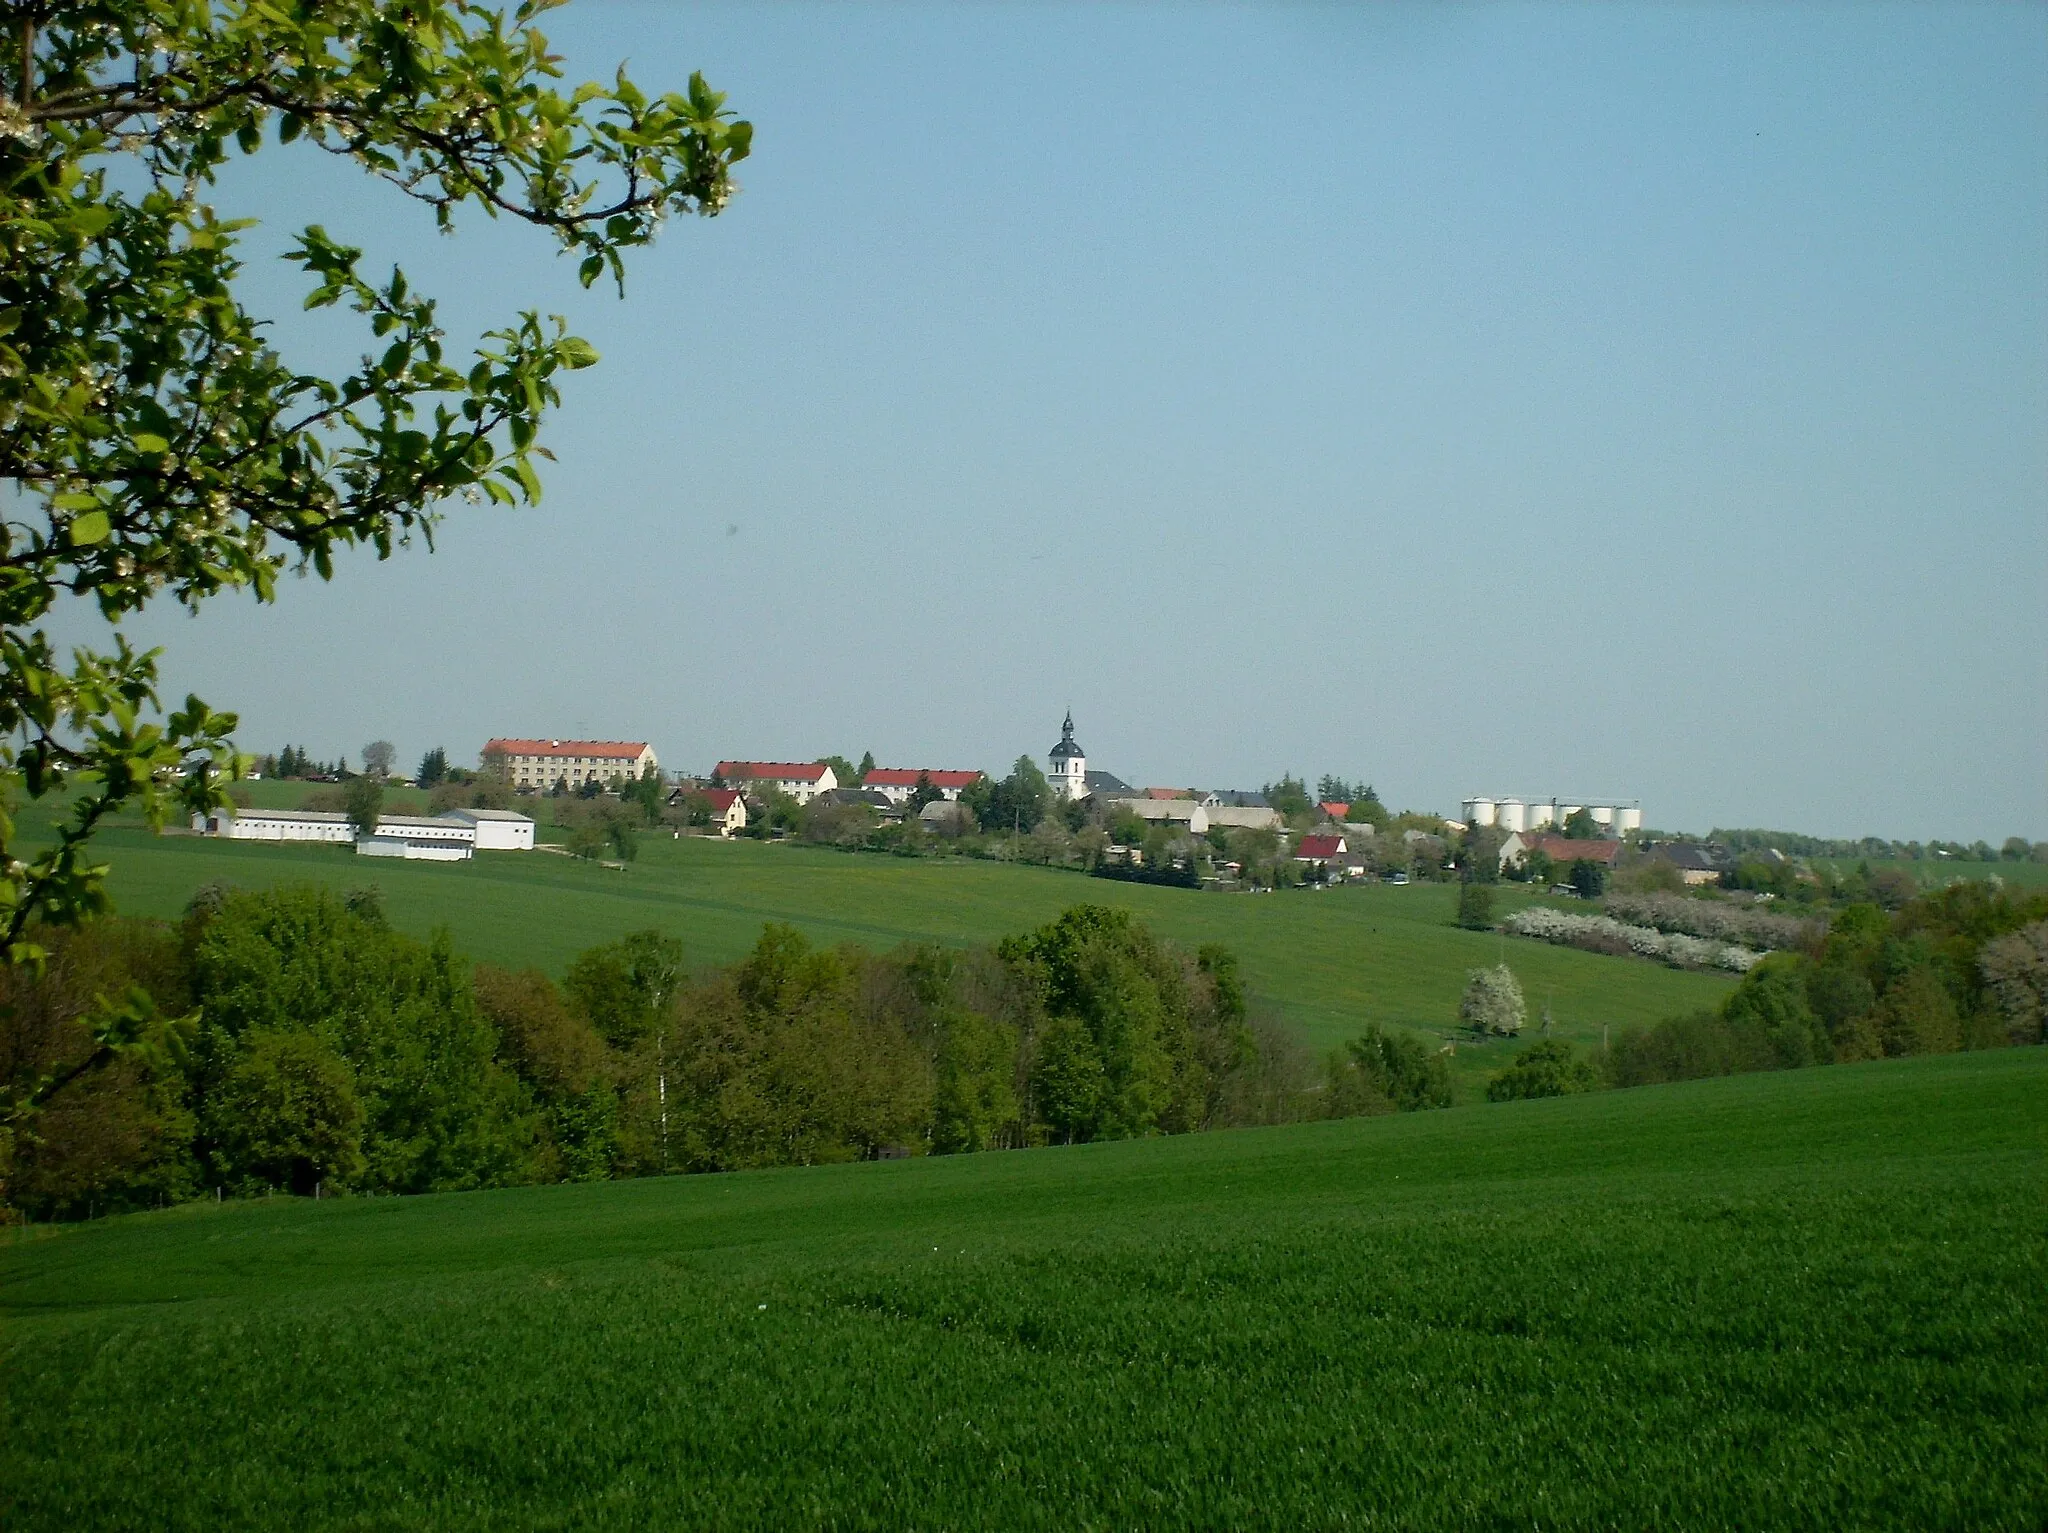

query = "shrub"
[[1503, 907, 1761, 972], [1603, 893, 1812, 951], [1325, 1025, 1453, 1115], [1456, 882, 1494, 930], [1486, 1039, 1597, 1101], [1567, 859, 1607, 900], [1610, 1010, 1787, 1087]]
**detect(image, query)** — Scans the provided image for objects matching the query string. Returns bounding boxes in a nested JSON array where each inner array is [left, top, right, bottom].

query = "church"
[[1047, 711, 1087, 801]]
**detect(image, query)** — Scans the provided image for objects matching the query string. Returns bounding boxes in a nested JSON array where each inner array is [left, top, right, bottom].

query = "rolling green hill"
[[59, 821, 1734, 1081], [5, 1050, 2041, 1529], [1811, 854, 2048, 890]]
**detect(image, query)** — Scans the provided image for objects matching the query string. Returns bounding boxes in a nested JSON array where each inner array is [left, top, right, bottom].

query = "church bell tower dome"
[[1047, 711, 1086, 800]]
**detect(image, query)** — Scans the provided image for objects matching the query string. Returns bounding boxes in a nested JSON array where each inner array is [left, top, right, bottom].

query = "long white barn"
[[194, 806, 536, 860], [357, 815, 477, 862], [194, 808, 353, 843]]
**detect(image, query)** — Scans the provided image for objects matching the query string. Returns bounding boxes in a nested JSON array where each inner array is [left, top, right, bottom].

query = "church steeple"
[[1048, 709, 1086, 799]]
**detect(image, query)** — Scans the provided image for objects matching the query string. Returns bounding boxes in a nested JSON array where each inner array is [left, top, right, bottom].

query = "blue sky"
[[60, 3, 2047, 838]]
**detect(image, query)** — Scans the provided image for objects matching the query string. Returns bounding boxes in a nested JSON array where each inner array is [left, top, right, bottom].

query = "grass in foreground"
[[4, 1050, 2043, 1529]]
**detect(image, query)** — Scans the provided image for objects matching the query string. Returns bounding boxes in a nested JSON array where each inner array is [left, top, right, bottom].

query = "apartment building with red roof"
[[862, 768, 984, 805], [483, 739, 656, 793], [715, 761, 837, 804]]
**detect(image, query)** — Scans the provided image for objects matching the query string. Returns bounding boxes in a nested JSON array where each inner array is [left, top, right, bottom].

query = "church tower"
[[1048, 710, 1087, 801]]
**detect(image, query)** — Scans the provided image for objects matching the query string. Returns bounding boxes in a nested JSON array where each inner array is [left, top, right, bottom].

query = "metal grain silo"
[[1497, 797, 1527, 832], [1526, 801, 1556, 829], [1463, 797, 1497, 827], [1615, 805, 1643, 835], [1589, 805, 1615, 830]]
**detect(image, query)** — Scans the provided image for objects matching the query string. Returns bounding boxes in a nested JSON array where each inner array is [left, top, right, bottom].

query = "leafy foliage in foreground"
[[1, 1053, 2042, 1529], [0, 2, 748, 963]]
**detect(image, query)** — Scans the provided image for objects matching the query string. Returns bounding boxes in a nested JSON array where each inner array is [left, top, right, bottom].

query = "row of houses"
[[194, 806, 536, 860], [706, 761, 986, 806]]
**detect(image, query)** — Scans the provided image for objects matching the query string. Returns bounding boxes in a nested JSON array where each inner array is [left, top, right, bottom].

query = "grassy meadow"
[[47, 811, 1734, 1092], [1811, 855, 2048, 890], [4, 1049, 2042, 1529]]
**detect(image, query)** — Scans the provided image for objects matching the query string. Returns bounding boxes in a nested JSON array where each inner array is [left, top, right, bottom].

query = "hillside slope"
[[68, 822, 1734, 1066], [5, 1050, 2042, 1530]]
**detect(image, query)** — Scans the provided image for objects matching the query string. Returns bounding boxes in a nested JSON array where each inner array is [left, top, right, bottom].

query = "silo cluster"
[[1460, 796, 1643, 838]]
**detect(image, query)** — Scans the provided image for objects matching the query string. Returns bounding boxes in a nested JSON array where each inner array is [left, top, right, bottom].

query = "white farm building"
[[356, 815, 478, 861], [193, 808, 354, 843], [195, 806, 536, 860], [442, 807, 536, 851]]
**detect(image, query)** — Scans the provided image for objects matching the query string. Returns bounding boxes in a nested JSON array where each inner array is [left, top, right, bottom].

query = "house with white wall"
[[862, 768, 983, 805], [715, 761, 837, 804], [1118, 799, 1210, 835], [1206, 804, 1283, 833], [442, 808, 536, 851]]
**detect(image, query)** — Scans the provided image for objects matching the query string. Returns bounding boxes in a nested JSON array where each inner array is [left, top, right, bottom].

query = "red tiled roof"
[[1144, 787, 1194, 800], [717, 761, 828, 782], [1525, 835, 1622, 865], [864, 768, 983, 789], [1319, 801, 1349, 819], [486, 739, 647, 760], [699, 789, 743, 812], [1296, 834, 1347, 859]]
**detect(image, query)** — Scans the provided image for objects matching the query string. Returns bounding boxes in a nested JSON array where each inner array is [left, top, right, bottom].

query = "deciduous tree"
[[343, 774, 384, 838], [1459, 963, 1526, 1035], [0, 1, 749, 965]]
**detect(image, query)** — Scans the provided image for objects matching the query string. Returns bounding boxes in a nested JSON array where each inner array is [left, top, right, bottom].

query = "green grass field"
[[62, 820, 1734, 1089], [5, 1050, 2042, 1529], [1812, 855, 2048, 890]]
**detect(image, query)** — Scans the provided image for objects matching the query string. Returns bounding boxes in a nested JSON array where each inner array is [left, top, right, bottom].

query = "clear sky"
[[56, 2, 2048, 839]]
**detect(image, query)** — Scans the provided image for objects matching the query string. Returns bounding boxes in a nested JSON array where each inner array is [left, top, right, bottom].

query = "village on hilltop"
[[194, 712, 1708, 897]]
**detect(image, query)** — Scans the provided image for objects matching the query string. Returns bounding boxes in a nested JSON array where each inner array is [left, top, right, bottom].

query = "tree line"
[[1471, 881, 2047, 1102], [0, 893, 1451, 1221], [1713, 827, 2048, 866]]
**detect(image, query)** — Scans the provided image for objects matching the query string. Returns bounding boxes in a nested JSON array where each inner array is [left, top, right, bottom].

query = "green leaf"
[[70, 511, 111, 546], [53, 492, 101, 510], [132, 433, 171, 455], [557, 337, 601, 369]]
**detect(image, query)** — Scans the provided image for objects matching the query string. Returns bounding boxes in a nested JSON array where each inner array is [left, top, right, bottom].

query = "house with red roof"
[[692, 788, 748, 837], [862, 768, 984, 805], [1318, 801, 1350, 821], [715, 761, 837, 804], [1521, 835, 1623, 867], [483, 739, 656, 793], [1294, 833, 1348, 866]]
